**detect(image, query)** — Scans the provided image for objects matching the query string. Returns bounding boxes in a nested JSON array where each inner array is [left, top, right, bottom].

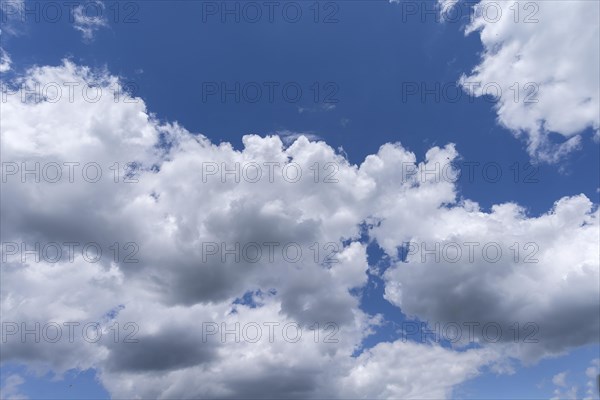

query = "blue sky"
[[1, 1, 599, 399]]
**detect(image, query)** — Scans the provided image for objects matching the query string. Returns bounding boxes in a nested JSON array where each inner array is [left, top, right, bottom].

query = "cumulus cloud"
[[460, 0, 600, 162], [381, 194, 599, 362], [338, 340, 496, 399], [1, 60, 598, 398]]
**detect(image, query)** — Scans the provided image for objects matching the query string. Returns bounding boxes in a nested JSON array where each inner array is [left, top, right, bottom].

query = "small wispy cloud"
[[552, 372, 568, 387], [0, 374, 28, 400], [72, 1, 108, 41], [0, 48, 12, 72], [297, 103, 336, 114]]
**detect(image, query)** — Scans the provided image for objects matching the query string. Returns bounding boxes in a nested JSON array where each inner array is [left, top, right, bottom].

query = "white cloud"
[[460, 0, 600, 162], [0, 48, 11, 72], [338, 340, 495, 399], [0, 0, 25, 37], [72, 1, 108, 41], [275, 130, 323, 146], [551, 385, 579, 400], [585, 359, 600, 400], [1, 60, 598, 398], [553, 371, 568, 388], [550, 359, 599, 400], [0, 374, 28, 400], [381, 194, 599, 362]]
